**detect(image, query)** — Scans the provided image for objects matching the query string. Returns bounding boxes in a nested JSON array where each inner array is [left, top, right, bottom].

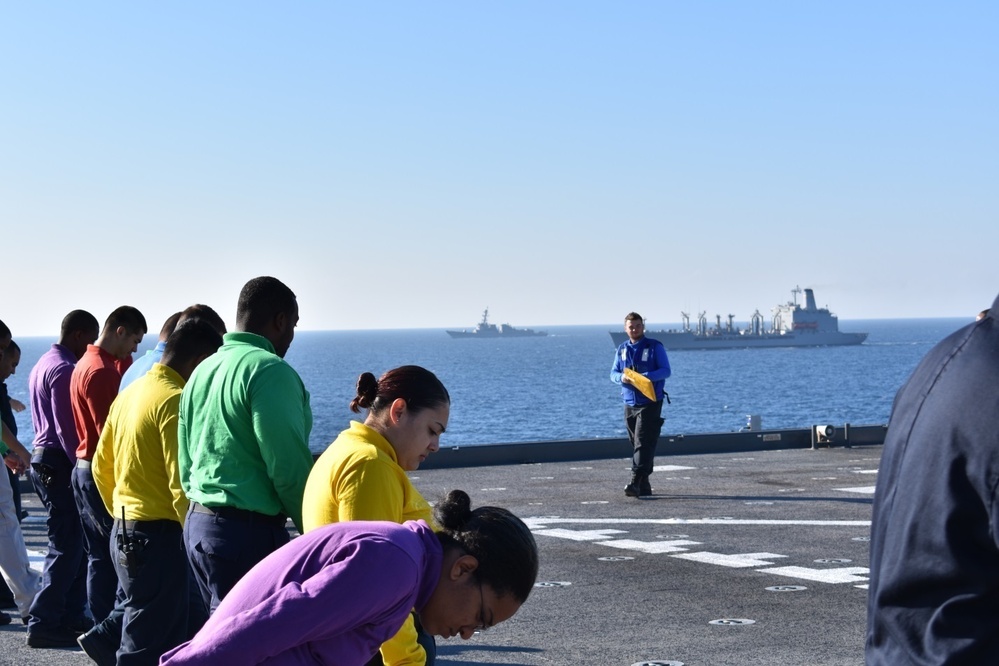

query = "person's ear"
[[448, 554, 479, 581], [389, 398, 407, 425], [273, 310, 288, 333]]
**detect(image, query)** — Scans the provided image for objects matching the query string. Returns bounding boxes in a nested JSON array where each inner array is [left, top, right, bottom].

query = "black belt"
[[190, 502, 287, 527], [114, 518, 178, 530]]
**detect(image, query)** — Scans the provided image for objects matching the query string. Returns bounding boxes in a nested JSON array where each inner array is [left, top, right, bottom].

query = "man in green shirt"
[[178, 276, 313, 617]]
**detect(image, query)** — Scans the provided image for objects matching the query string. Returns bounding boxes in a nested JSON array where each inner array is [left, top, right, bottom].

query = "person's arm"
[[253, 363, 314, 531], [51, 364, 81, 463], [9, 398, 25, 413], [645, 343, 672, 383], [92, 416, 117, 516], [161, 400, 189, 525], [610, 345, 625, 384], [83, 367, 121, 435], [1, 421, 29, 473], [160, 539, 419, 665]]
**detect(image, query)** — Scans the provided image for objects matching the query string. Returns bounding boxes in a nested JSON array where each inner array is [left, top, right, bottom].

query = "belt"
[[76, 459, 92, 469], [190, 502, 287, 527], [114, 518, 178, 530]]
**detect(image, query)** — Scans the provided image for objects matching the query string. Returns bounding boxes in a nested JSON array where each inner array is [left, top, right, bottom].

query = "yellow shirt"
[[303, 420, 433, 530], [302, 420, 434, 666], [92, 363, 189, 524]]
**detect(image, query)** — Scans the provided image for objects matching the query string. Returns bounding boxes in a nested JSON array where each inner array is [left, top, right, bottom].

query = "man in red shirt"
[[70, 306, 146, 637]]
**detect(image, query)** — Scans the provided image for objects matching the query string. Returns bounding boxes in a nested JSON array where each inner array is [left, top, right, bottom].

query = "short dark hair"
[[625, 312, 644, 323], [61, 310, 100, 337], [5, 340, 19, 356], [159, 312, 183, 340], [350, 365, 450, 415], [164, 319, 224, 365], [0, 319, 9, 341], [104, 306, 147, 335], [178, 304, 227, 335], [434, 490, 538, 603], [236, 277, 296, 332]]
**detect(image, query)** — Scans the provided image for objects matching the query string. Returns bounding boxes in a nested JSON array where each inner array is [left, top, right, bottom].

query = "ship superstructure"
[[609, 286, 867, 350]]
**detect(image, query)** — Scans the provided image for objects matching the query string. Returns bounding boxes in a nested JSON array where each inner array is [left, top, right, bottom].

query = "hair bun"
[[435, 489, 473, 531]]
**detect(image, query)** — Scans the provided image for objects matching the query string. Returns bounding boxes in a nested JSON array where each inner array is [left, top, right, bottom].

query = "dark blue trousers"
[[625, 400, 665, 476], [72, 464, 123, 623], [112, 519, 192, 666], [27, 448, 87, 631], [84, 522, 208, 665], [183, 504, 289, 615]]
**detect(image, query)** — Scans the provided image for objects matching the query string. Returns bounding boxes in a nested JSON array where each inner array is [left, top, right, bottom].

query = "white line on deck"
[[526, 517, 871, 527]]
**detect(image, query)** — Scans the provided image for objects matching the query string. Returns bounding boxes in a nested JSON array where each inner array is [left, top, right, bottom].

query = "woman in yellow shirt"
[[303, 365, 449, 666]]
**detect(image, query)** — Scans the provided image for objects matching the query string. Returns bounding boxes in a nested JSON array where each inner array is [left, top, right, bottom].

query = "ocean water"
[[3, 318, 969, 455]]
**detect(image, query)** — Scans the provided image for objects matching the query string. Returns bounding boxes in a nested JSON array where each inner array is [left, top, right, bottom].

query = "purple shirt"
[[29, 343, 80, 463], [160, 520, 442, 666]]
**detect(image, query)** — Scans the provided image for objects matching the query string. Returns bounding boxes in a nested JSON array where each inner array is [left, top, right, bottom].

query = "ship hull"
[[609, 330, 868, 349], [447, 329, 547, 339]]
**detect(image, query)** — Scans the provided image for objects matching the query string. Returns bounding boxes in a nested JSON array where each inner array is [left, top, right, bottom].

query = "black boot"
[[624, 473, 641, 497], [639, 475, 652, 497]]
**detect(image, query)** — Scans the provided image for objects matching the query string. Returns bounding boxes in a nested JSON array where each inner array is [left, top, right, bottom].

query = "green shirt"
[[178, 331, 313, 531]]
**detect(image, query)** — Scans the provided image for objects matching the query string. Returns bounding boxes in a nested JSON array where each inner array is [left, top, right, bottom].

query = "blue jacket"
[[866, 294, 999, 664], [610, 336, 671, 406]]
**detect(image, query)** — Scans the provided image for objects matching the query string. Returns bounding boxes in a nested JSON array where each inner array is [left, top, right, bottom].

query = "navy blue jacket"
[[866, 293, 999, 665], [610, 336, 671, 406]]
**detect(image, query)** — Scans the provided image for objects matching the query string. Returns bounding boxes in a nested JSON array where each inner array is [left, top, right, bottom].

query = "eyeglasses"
[[475, 580, 491, 633]]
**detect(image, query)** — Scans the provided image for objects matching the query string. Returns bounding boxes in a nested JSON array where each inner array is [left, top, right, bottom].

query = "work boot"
[[639, 475, 652, 497], [624, 473, 641, 497]]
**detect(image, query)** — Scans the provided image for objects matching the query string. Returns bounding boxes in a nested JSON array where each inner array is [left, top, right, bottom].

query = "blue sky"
[[2, 2, 996, 335]]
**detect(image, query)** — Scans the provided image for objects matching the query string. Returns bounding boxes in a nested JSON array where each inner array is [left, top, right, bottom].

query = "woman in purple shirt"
[[160, 490, 538, 665]]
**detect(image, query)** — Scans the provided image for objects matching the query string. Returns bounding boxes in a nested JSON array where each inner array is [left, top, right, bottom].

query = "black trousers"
[[625, 400, 664, 476]]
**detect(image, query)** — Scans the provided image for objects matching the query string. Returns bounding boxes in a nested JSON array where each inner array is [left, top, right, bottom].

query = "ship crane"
[[727, 314, 735, 332], [681, 311, 690, 332], [697, 311, 707, 336]]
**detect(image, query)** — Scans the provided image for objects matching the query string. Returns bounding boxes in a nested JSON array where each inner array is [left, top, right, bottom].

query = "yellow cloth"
[[92, 363, 189, 524], [302, 420, 434, 666], [623, 367, 657, 402]]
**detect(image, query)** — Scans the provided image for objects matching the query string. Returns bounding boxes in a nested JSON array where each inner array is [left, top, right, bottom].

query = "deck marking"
[[653, 465, 696, 472], [757, 565, 869, 584], [27, 548, 45, 574], [532, 528, 627, 541], [672, 551, 787, 568], [834, 486, 876, 494], [596, 538, 701, 554], [526, 517, 870, 527]]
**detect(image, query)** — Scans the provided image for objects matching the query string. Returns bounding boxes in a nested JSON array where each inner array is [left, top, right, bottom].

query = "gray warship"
[[446, 308, 548, 338], [610, 286, 867, 350]]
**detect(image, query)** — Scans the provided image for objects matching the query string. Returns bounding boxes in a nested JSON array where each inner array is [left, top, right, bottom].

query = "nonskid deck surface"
[[2, 446, 879, 666]]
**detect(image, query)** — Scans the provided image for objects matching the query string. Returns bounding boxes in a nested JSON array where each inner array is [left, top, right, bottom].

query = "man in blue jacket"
[[866, 294, 999, 664], [610, 312, 671, 497]]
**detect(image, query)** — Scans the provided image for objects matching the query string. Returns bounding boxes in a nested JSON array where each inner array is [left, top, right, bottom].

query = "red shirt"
[[71, 344, 123, 460]]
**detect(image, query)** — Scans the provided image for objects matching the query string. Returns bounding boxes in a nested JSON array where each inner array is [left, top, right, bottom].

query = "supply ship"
[[609, 286, 867, 350], [446, 308, 548, 338]]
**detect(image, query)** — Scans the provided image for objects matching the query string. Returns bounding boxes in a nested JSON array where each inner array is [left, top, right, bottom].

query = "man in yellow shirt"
[[86, 320, 223, 665]]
